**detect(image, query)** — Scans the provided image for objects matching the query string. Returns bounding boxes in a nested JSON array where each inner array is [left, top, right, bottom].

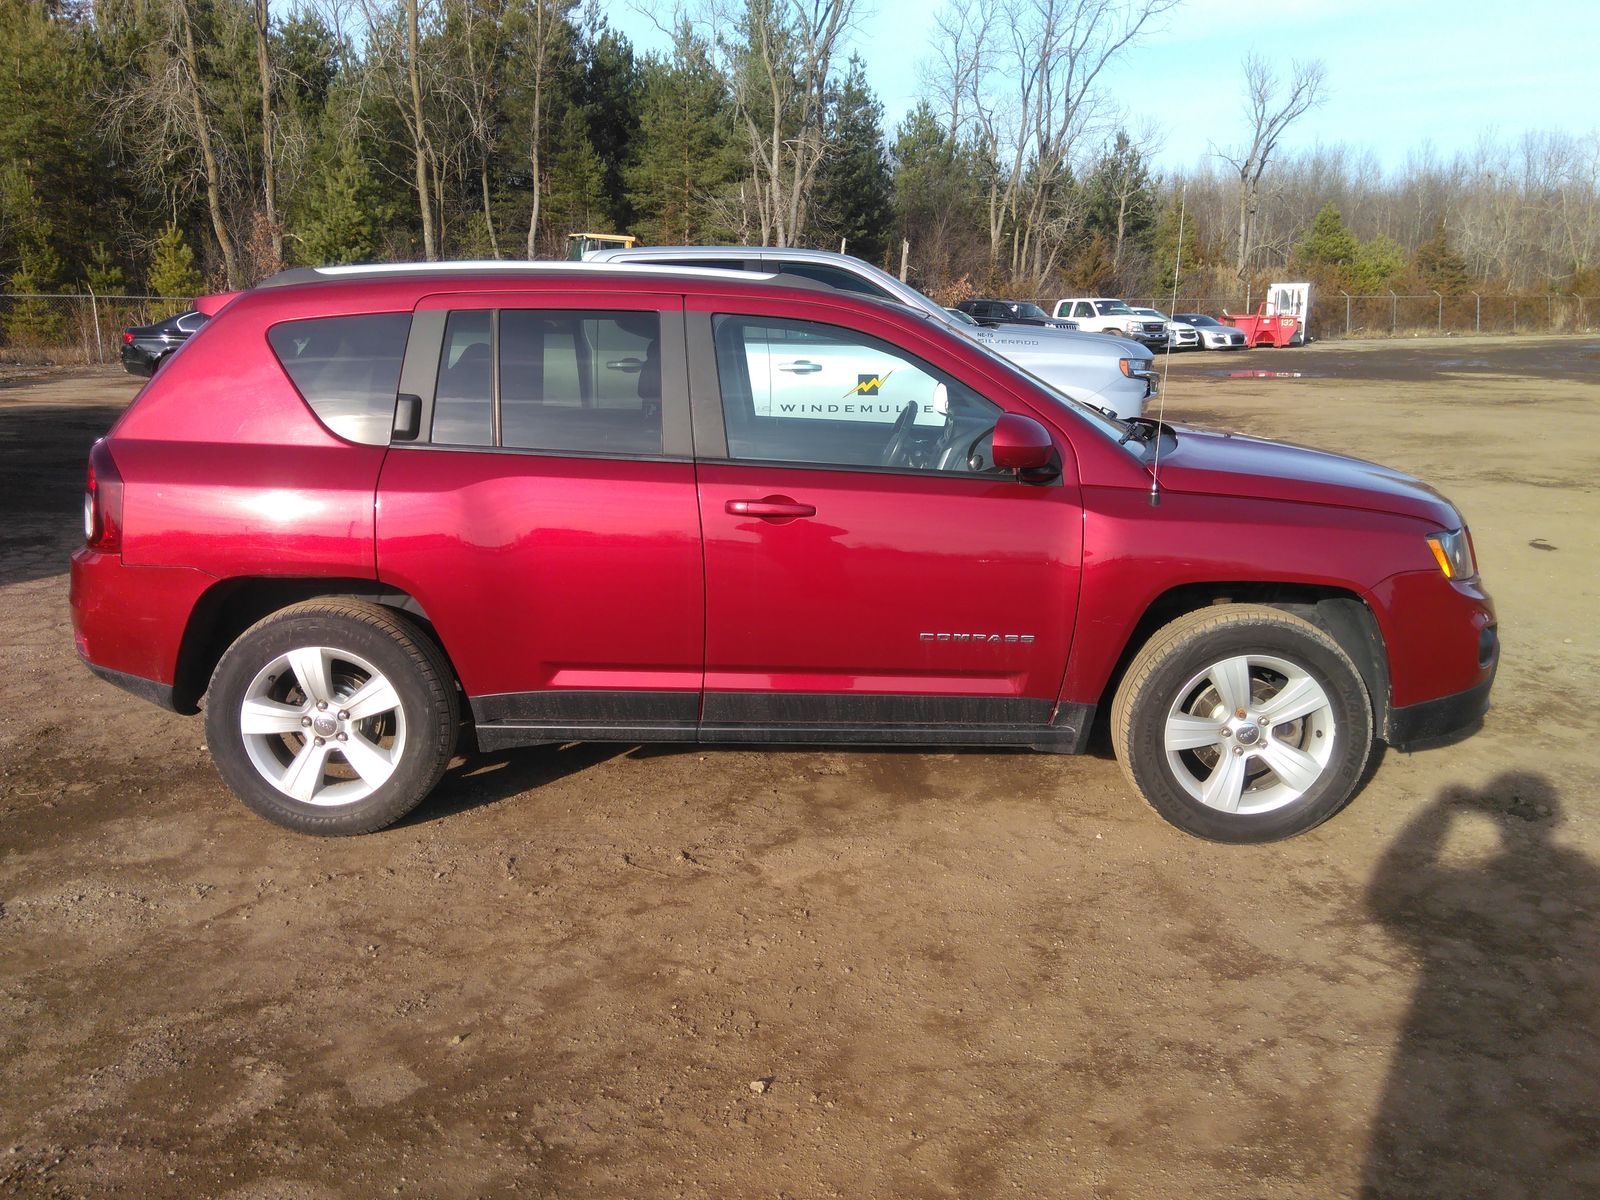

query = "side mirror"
[[991, 412, 1059, 481]]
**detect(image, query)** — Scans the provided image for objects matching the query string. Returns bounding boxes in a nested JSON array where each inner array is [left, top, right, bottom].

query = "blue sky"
[[611, 0, 1599, 173]]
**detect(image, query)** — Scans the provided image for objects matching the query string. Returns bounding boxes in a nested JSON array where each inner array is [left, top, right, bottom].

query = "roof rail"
[[254, 259, 834, 293]]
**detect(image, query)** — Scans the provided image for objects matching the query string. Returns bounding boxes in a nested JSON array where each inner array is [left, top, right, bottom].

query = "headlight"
[[1425, 528, 1477, 580], [1119, 357, 1154, 379]]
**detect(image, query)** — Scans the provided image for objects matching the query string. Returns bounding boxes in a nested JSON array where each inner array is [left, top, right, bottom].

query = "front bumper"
[[1388, 671, 1495, 749]]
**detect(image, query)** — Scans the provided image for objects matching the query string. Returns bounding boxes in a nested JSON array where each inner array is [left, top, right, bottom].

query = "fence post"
[[87, 286, 103, 364], [1472, 291, 1480, 334], [1340, 290, 1350, 335], [1511, 295, 1517, 332], [1390, 291, 1398, 334], [1576, 294, 1588, 329], [1432, 289, 1442, 333], [898, 238, 909, 283]]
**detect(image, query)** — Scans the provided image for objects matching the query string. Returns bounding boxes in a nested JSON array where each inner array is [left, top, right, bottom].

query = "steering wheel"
[[880, 400, 920, 467]]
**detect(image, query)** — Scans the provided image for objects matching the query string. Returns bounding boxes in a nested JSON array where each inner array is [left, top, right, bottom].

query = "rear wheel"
[[1111, 605, 1374, 842], [204, 600, 459, 835]]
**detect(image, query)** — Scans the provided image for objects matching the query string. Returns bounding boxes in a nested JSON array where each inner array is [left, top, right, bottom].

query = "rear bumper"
[[81, 659, 179, 712], [1387, 672, 1494, 749], [71, 549, 215, 714]]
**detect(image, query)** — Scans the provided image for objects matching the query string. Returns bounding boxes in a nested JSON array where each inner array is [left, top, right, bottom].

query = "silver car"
[[584, 246, 1154, 420], [1173, 312, 1249, 351], [1130, 307, 1199, 351]]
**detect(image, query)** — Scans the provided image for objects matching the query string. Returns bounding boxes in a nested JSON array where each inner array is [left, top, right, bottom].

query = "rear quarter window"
[[267, 313, 412, 445]]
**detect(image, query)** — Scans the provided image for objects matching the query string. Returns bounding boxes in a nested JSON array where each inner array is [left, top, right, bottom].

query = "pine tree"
[[6, 237, 68, 346], [1295, 202, 1361, 274], [83, 244, 127, 295], [546, 107, 607, 233], [625, 31, 741, 245], [812, 55, 893, 263], [1083, 132, 1157, 273], [296, 146, 381, 266], [148, 224, 206, 300], [1412, 219, 1472, 295], [1351, 234, 1407, 294], [1149, 188, 1201, 296]]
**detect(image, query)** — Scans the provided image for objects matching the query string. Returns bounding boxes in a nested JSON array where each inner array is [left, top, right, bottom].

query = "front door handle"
[[726, 497, 816, 519], [776, 359, 823, 375]]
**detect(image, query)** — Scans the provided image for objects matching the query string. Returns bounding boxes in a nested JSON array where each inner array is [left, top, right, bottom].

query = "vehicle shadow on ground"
[[1362, 771, 1600, 1198], [405, 741, 627, 825], [0, 403, 126, 587]]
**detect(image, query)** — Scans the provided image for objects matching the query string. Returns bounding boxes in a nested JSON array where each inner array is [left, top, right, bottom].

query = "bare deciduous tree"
[[111, 0, 242, 286], [1221, 53, 1325, 278], [933, 0, 1178, 282], [710, 0, 858, 247]]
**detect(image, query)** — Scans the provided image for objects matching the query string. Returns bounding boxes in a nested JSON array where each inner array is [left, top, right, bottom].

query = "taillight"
[[122, 330, 135, 345], [84, 439, 124, 553]]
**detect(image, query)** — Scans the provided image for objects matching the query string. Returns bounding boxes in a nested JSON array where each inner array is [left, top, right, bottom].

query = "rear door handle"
[[776, 359, 822, 375], [726, 497, 816, 519]]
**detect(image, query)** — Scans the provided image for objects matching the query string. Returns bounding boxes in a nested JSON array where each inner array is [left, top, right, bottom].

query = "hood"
[[969, 323, 1149, 359], [1152, 426, 1460, 526]]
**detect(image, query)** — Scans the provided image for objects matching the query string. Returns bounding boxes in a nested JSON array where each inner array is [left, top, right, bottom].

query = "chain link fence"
[[7, 290, 1597, 363], [0, 294, 193, 365], [1112, 294, 1600, 342]]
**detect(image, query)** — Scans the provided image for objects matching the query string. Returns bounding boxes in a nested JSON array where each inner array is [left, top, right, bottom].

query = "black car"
[[955, 299, 1077, 331], [120, 310, 206, 377]]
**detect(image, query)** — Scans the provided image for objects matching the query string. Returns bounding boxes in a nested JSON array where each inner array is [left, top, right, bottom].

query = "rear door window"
[[424, 309, 664, 457], [499, 311, 662, 455], [267, 312, 411, 445]]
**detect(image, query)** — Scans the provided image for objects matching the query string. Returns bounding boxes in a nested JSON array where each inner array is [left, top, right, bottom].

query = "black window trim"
[[397, 301, 692, 459]]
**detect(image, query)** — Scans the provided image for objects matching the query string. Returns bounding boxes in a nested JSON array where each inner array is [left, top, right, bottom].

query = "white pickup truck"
[[1051, 298, 1168, 350], [583, 246, 1156, 420]]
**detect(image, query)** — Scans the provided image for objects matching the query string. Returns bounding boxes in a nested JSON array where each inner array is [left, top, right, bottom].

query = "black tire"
[[1111, 604, 1375, 843], [204, 600, 459, 835]]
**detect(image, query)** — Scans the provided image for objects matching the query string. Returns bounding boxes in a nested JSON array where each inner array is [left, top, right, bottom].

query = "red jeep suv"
[[70, 263, 1497, 842]]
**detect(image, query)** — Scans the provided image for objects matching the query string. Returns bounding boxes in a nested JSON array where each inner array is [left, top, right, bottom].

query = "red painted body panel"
[[70, 550, 215, 685], [374, 448, 704, 698], [111, 439, 384, 577], [69, 267, 1496, 746], [696, 463, 1081, 701], [1368, 570, 1496, 707]]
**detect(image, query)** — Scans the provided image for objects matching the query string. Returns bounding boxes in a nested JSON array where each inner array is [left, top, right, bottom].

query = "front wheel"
[[1111, 605, 1374, 842], [204, 600, 459, 835]]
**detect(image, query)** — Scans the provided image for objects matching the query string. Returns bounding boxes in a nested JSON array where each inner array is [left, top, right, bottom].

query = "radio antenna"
[[1148, 183, 1185, 507]]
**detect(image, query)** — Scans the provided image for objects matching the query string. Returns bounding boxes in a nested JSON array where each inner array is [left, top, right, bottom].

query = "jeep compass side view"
[[71, 263, 1497, 843]]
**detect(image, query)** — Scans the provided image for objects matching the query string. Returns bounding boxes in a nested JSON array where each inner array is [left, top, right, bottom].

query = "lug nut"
[[317, 700, 328, 711], [1257, 716, 1268, 726], [336, 732, 348, 742], [1233, 746, 1244, 756], [337, 710, 349, 720], [313, 736, 325, 747], [1219, 727, 1231, 737], [1235, 708, 1247, 719], [300, 716, 312, 728]]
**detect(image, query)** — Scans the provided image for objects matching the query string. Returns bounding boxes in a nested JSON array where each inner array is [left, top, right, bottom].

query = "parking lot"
[[3, 335, 1598, 1198]]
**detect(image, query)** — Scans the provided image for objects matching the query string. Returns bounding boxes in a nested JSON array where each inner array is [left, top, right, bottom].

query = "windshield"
[[944, 307, 978, 326], [1097, 301, 1133, 316], [1180, 314, 1220, 327], [1014, 303, 1051, 320]]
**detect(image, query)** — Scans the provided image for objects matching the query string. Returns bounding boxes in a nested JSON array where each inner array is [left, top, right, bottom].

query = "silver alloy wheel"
[[238, 645, 407, 807], [1163, 653, 1335, 815]]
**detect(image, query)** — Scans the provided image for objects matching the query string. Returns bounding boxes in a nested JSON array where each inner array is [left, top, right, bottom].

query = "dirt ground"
[[2, 336, 1598, 1199]]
